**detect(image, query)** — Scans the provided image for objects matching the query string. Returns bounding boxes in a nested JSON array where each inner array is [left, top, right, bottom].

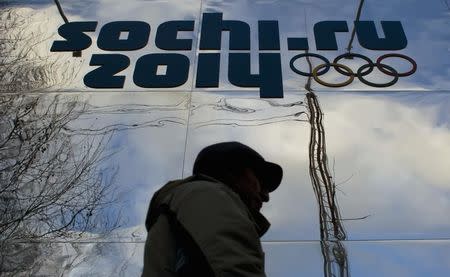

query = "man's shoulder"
[[152, 175, 234, 205], [146, 175, 230, 229], [158, 175, 247, 213], [169, 175, 236, 200]]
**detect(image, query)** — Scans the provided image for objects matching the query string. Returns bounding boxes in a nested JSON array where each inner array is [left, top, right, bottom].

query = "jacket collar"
[[249, 209, 271, 237], [146, 174, 271, 237], [196, 174, 271, 237]]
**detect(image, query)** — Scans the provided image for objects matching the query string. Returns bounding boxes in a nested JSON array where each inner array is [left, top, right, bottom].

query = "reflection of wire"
[[83, 98, 189, 115], [53, 0, 68, 23], [346, 0, 365, 53], [53, 0, 82, 57], [191, 98, 256, 114], [192, 98, 305, 114], [189, 97, 307, 129], [341, 215, 371, 221], [63, 117, 186, 136], [302, 4, 353, 277], [193, 112, 307, 129]]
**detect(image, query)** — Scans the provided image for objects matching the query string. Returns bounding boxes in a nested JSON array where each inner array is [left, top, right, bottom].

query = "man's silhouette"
[[142, 141, 283, 277]]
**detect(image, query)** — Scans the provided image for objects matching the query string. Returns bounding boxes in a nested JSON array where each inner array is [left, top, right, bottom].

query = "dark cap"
[[193, 141, 283, 192]]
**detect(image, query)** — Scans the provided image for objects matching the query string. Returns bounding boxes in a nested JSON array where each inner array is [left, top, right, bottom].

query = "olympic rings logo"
[[289, 53, 417, 88]]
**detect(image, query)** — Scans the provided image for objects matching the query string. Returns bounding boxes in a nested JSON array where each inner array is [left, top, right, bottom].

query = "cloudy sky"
[[2, 0, 450, 276]]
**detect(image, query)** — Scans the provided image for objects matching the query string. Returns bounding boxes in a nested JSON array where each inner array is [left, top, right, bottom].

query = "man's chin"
[[254, 202, 263, 211]]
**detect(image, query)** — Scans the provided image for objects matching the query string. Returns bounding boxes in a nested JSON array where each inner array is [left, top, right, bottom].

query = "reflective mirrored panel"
[[3, 240, 449, 276], [1, 0, 450, 276]]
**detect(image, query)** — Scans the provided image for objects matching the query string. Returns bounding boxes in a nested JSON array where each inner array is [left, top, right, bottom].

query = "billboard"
[[1, 0, 449, 276]]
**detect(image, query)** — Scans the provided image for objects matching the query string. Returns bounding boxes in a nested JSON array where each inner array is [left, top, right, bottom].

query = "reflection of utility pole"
[[303, 1, 368, 274], [306, 92, 349, 277], [299, 28, 349, 277]]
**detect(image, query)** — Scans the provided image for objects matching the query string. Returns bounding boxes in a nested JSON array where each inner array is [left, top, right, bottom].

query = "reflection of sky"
[[183, 91, 450, 241], [2, 0, 450, 276]]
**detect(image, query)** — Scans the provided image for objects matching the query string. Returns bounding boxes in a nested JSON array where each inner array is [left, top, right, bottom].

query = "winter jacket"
[[142, 174, 270, 277]]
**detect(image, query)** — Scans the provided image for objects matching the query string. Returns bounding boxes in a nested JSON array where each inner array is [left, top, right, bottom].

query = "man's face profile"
[[235, 168, 270, 211]]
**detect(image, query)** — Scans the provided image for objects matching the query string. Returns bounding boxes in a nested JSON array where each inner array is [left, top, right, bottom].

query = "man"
[[142, 141, 283, 277]]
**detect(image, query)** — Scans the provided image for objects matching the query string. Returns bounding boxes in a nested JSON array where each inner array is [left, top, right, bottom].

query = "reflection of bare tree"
[[0, 7, 119, 275], [0, 95, 120, 273], [0, 8, 82, 93], [0, 95, 118, 239], [0, 5, 190, 275], [0, 95, 187, 275]]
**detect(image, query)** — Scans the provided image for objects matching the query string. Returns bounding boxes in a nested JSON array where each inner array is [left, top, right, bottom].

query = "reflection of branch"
[[192, 98, 256, 114], [341, 215, 371, 221], [193, 112, 307, 129], [60, 243, 86, 277], [191, 97, 306, 115], [83, 99, 189, 115], [335, 173, 355, 187], [63, 117, 187, 136], [118, 243, 139, 276], [264, 100, 304, 108], [0, 95, 121, 274], [191, 97, 307, 129], [0, 9, 120, 275]]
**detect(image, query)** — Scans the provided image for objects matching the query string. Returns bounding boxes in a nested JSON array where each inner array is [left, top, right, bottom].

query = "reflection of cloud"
[[321, 93, 450, 238], [269, 92, 450, 240], [183, 92, 450, 241], [324, 93, 450, 189]]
